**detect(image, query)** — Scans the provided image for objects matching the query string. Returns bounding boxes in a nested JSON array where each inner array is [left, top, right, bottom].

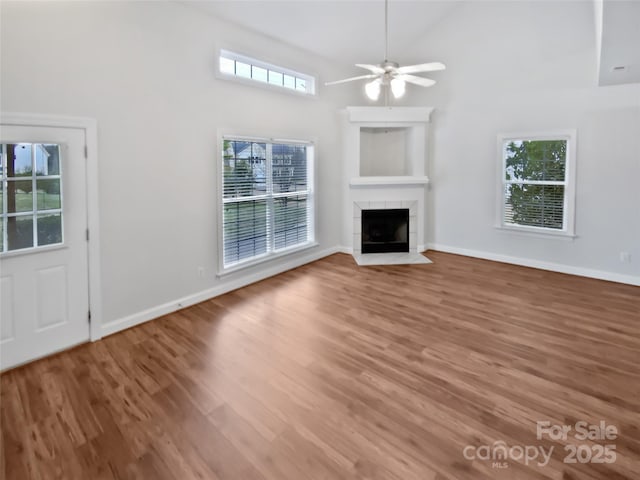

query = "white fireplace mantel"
[[346, 106, 434, 123], [349, 176, 430, 187]]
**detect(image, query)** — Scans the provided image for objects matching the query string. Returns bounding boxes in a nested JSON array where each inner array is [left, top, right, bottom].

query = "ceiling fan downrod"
[[384, 0, 389, 62]]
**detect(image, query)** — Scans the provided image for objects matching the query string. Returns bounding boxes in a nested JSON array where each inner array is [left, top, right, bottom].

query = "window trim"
[[496, 130, 577, 237], [216, 132, 316, 276], [217, 49, 317, 97]]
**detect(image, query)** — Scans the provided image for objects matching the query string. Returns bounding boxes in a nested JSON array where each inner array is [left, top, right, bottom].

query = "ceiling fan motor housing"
[[381, 61, 399, 72]]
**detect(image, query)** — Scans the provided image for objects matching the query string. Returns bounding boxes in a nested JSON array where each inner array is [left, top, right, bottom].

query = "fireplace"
[[361, 209, 409, 253], [345, 107, 432, 257]]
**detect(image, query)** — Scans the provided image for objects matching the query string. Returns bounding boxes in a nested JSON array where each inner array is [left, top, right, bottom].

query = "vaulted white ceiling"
[[188, 0, 639, 87], [187, 0, 460, 65]]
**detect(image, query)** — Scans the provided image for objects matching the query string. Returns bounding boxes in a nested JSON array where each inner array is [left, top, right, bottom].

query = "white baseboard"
[[100, 242, 638, 339], [427, 243, 640, 286], [101, 246, 342, 338]]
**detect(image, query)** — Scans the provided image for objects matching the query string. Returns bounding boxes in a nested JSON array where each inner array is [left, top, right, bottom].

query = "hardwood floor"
[[1, 251, 639, 479]]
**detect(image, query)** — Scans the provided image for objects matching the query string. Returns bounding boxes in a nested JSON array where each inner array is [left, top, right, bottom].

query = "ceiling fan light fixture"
[[390, 77, 406, 98], [365, 80, 381, 101]]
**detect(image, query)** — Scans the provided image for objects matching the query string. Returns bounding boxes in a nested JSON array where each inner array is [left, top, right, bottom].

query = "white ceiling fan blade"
[[325, 74, 378, 86], [396, 62, 446, 75], [396, 74, 436, 88], [355, 64, 385, 74]]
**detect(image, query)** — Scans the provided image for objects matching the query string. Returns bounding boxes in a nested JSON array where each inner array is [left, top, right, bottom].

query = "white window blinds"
[[222, 138, 313, 268], [499, 134, 576, 235]]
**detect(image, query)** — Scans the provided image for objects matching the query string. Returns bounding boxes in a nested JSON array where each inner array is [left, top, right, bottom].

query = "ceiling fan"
[[325, 0, 445, 101]]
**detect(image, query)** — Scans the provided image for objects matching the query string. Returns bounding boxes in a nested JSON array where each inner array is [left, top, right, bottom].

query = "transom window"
[[1, 143, 63, 253], [219, 50, 316, 95], [221, 137, 314, 270], [498, 131, 576, 236]]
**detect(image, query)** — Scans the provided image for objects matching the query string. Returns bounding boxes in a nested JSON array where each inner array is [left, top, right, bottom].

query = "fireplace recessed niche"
[[359, 127, 411, 177]]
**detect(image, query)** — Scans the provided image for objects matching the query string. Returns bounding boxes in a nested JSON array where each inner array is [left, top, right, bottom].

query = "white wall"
[[0, 1, 350, 331], [411, 0, 640, 281]]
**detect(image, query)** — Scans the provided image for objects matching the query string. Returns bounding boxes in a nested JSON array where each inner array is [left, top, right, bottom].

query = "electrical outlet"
[[197, 266, 205, 278], [619, 252, 631, 263]]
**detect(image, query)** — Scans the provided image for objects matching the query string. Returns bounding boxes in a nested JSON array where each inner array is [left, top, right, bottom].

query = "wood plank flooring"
[[1, 251, 639, 479]]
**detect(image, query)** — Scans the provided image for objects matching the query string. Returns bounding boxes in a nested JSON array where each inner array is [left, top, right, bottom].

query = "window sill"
[[0, 243, 68, 258], [495, 225, 577, 241], [216, 71, 317, 99], [217, 241, 319, 277]]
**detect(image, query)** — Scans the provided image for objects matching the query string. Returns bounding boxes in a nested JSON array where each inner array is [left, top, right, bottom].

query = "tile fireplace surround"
[[342, 106, 433, 256], [353, 199, 419, 255]]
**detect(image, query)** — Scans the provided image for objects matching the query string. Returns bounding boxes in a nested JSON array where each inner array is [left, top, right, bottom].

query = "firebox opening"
[[361, 209, 409, 254]]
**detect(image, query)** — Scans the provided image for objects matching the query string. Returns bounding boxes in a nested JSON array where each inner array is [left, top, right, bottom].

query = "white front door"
[[1, 125, 89, 370]]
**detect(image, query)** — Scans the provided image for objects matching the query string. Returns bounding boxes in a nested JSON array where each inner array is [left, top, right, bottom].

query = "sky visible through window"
[[220, 51, 312, 94]]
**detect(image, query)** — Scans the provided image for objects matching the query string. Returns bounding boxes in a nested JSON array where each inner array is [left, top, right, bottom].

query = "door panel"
[[36, 264, 68, 330], [0, 125, 89, 370]]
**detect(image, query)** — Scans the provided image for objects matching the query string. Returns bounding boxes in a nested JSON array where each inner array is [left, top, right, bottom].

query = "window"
[[219, 50, 316, 95], [221, 137, 314, 270], [1, 143, 63, 253], [498, 131, 576, 236]]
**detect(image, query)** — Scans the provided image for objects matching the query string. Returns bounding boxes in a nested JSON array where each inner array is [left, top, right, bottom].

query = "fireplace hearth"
[[361, 209, 409, 253]]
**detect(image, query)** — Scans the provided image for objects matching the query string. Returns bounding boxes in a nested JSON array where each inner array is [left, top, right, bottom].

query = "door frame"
[[1, 112, 103, 342]]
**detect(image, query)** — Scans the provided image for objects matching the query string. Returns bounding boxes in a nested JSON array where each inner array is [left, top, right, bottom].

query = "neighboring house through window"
[[1, 143, 64, 253], [221, 137, 314, 271], [498, 131, 577, 236]]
